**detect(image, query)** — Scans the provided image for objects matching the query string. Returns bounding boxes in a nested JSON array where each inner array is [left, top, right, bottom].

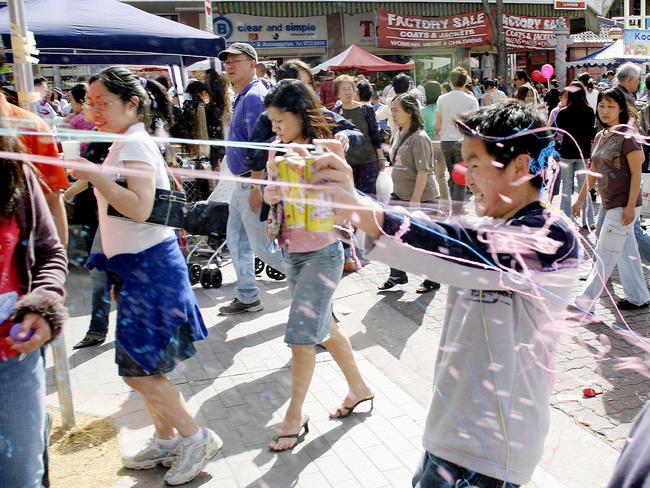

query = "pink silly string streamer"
[[7, 125, 650, 375]]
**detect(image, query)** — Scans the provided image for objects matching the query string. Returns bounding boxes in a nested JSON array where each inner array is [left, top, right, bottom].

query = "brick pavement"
[[52, 268, 428, 488], [343, 224, 650, 452], [49, 210, 649, 487]]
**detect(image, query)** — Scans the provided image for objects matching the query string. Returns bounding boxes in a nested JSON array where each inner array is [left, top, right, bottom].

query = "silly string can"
[[276, 153, 305, 228], [304, 146, 334, 232], [275, 147, 334, 232]]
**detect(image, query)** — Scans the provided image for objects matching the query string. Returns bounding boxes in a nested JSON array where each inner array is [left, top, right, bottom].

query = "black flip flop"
[[330, 396, 375, 419], [269, 417, 309, 452]]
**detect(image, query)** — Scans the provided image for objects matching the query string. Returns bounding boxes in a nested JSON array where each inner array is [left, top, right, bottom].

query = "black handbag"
[[107, 166, 187, 228]]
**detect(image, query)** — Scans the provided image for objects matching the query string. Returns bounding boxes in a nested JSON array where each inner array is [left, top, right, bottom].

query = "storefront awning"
[[214, 1, 588, 19]]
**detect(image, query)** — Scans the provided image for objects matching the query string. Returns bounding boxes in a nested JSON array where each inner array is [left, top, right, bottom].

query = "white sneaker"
[[122, 437, 178, 470], [163, 428, 223, 486]]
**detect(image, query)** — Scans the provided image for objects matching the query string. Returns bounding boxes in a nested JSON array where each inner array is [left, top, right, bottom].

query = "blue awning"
[[0, 0, 225, 65]]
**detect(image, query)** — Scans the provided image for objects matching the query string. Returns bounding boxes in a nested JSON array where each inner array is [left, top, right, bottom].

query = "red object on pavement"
[[583, 387, 602, 398], [452, 163, 467, 186]]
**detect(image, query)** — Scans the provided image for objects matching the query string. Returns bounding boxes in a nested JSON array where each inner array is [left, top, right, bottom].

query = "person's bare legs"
[[322, 319, 374, 417], [124, 375, 199, 438], [142, 396, 175, 439], [268, 345, 314, 451]]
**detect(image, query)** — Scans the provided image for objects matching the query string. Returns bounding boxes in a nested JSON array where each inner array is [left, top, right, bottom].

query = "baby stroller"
[[183, 200, 229, 289]]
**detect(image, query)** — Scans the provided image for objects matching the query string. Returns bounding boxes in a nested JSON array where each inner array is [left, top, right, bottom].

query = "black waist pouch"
[[107, 180, 187, 229]]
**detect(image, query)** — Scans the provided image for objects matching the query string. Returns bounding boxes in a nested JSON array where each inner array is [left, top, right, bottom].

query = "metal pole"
[[51, 334, 75, 429], [204, 0, 218, 71], [7, 0, 36, 112], [8, 0, 76, 429]]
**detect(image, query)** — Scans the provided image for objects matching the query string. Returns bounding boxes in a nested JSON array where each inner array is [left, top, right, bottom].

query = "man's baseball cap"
[[218, 43, 258, 62]]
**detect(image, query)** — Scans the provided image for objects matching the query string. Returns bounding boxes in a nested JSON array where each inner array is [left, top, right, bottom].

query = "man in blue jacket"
[[218, 43, 285, 315]]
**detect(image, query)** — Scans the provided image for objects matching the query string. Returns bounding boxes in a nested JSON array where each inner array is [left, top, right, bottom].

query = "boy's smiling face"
[[462, 136, 531, 220]]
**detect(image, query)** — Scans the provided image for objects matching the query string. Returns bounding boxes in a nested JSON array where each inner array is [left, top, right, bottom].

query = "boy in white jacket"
[[309, 101, 581, 487]]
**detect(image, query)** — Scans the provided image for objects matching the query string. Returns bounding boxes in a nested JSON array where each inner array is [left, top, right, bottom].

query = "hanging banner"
[[624, 29, 650, 55], [213, 13, 328, 49], [343, 13, 377, 47], [502, 14, 563, 50], [376, 9, 492, 49]]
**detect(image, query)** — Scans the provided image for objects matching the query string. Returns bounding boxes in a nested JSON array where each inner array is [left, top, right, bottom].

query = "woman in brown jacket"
[[0, 127, 67, 487]]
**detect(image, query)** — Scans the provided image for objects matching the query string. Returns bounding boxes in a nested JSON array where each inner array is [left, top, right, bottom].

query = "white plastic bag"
[[642, 173, 650, 218], [376, 170, 393, 204]]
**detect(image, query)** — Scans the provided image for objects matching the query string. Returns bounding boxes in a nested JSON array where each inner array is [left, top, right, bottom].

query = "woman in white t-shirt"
[[72, 67, 220, 485]]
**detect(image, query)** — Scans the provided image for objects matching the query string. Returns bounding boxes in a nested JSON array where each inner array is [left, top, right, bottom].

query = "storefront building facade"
[[124, 1, 600, 81]]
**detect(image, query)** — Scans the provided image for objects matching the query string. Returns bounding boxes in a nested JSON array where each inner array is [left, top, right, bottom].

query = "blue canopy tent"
[[0, 0, 225, 65]]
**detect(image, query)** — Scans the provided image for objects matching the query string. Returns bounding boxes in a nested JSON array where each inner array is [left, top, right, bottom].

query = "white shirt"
[[437, 90, 479, 141], [95, 122, 175, 258], [586, 88, 599, 113]]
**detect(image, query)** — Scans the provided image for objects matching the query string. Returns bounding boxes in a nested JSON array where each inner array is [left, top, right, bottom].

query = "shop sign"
[[213, 13, 328, 49], [376, 9, 492, 49], [623, 29, 650, 55], [554, 0, 586, 9], [502, 14, 564, 50], [343, 13, 377, 47]]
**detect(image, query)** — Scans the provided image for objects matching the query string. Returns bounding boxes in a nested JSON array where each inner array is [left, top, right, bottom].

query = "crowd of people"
[[2, 36, 650, 488]]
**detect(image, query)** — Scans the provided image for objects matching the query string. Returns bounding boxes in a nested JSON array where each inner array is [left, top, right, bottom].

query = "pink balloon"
[[541, 64, 554, 79]]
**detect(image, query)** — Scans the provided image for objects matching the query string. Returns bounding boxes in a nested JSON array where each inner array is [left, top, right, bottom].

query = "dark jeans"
[[440, 141, 465, 215], [352, 160, 380, 196], [87, 231, 111, 337], [412, 452, 520, 488]]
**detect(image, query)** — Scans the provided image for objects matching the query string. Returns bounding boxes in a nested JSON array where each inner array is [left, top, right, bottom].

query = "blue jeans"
[[560, 158, 594, 226], [0, 352, 46, 487], [634, 217, 650, 262], [88, 231, 110, 336], [576, 207, 650, 312], [412, 452, 519, 488], [226, 183, 286, 303], [285, 241, 343, 345]]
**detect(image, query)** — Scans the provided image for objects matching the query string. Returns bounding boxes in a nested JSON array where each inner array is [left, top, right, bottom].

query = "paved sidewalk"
[[51, 268, 426, 488], [50, 246, 626, 487]]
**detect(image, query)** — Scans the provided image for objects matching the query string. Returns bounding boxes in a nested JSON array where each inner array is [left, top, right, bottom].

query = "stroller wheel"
[[266, 266, 286, 281], [200, 267, 212, 288], [210, 268, 223, 288], [255, 257, 265, 275], [189, 263, 202, 285]]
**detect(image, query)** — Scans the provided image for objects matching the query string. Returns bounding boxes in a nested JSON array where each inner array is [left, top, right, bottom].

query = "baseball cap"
[[218, 43, 258, 63]]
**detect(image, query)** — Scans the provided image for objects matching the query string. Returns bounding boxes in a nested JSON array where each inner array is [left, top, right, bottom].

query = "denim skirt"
[[285, 241, 344, 345]]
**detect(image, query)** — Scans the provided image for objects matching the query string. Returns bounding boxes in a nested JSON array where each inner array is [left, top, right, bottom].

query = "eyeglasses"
[[223, 59, 250, 67], [82, 97, 119, 111]]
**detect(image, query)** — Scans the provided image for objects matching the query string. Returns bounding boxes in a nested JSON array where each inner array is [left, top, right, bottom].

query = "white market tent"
[[567, 39, 650, 68]]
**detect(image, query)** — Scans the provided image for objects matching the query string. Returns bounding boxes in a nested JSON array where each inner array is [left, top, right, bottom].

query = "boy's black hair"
[[356, 80, 373, 102], [392, 73, 411, 95], [514, 70, 530, 82], [455, 101, 553, 189], [155, 75, 171, 90], [483, 79, 496, 89], [69, 83, 86, 104]]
